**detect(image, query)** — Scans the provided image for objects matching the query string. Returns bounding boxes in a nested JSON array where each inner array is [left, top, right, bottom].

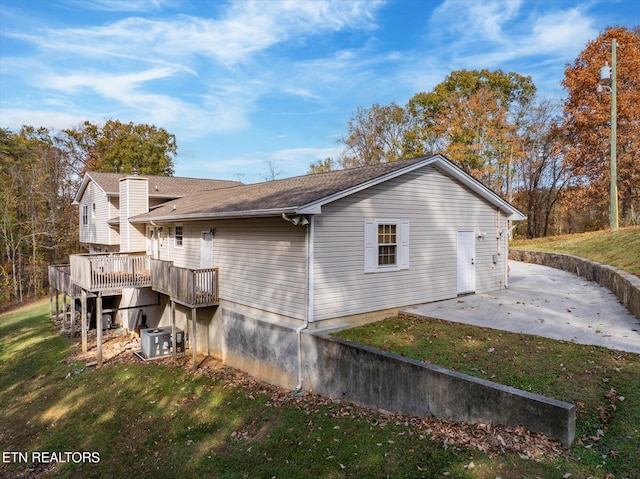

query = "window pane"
[[378, 224, 396, 245], [378, 245, 396, 265], [175, 226, 183, 246]]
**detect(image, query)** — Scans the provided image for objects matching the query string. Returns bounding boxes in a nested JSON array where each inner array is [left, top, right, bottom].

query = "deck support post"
[[69, 297, 76, 338], [62, 291, 68, 331], [81, 289, 88, 354], [171, 300, 177, 361], [55, 289, 60, 324], [49, 287, 54, 317], [191, 307, 197, 368], [96, 292, 103, 367]]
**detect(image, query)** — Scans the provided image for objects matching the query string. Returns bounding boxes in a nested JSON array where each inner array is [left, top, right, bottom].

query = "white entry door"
[[457, 230, 475, 294], [147, 227, 159, 259], [200, 231, 213, 268]]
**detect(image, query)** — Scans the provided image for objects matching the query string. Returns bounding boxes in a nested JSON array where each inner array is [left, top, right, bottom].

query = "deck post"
[[171, 300, 177, 361], [191, 307, 197, 368], [81, 289, 88, 354], [62, 291, 68, 331], [69, 298, 76, 338], [49, 287, 53, 317], [55, 289, 60, 323], [96, 292, 103, 367]]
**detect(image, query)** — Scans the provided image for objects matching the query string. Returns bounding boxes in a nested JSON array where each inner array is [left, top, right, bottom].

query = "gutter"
[[129, 207, 300, 223]]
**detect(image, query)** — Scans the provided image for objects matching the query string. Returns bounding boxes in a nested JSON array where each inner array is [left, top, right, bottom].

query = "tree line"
[[0, 120, 176, 309], [310, 27, 640, 238]]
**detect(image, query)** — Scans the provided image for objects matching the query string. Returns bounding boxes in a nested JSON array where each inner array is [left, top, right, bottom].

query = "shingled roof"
[[130, 155, 526, 222], [73, 171, 242, 204]]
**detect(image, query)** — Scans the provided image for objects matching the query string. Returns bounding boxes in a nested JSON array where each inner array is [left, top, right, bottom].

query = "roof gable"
[[130, 155, 526, 223], [73, 172, 242, 204]]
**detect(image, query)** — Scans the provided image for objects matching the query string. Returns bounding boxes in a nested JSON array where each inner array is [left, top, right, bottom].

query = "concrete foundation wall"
[[302, 332, 576, 447], [218, 306, 299, 389], [510, 250, 640, 320], [120, 287, 163, 331]]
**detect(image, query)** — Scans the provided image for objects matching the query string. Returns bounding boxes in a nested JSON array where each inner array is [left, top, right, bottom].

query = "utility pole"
[[610, 39, 618, 232], [600, 39, 619, 232]]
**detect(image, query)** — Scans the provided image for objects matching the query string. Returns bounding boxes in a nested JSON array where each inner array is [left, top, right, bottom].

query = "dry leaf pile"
[[193, 358, 566, 461]]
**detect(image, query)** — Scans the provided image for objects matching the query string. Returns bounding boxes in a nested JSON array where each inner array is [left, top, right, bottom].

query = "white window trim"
[[364, 219, 409, 273], [174, 223, 184, 248], [82, 205, 89, 226]]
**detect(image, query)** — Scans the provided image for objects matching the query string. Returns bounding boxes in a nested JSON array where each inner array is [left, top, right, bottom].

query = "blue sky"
[[1, 0, 638, 183]]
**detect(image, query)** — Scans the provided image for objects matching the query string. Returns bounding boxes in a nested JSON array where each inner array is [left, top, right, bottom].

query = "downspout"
[[504, 221, 520, 289], [294, 216, 313, 392]]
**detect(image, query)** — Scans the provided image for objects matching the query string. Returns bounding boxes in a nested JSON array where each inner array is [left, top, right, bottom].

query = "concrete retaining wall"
[[510, 250, 640, 320], [193, 293, 581, 447], [302, 332, 576, 447]]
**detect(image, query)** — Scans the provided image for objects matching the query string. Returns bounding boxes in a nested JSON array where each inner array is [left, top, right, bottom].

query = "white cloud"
[[8, 0, 383, 67], [269, 146, 343, 164], [0, 0, 388, 142], [0, 109, 87, 131], [529, 7, 597, 54], [65, 0, 175, 12]]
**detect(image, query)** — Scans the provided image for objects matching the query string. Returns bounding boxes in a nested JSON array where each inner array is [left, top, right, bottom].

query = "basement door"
[[457, 230, 475, 295], [200, 231, 213, 268]]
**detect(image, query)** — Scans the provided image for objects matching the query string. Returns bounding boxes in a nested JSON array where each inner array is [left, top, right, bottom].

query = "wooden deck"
[[70, 253, 151, 291], [51, 254, 218, 308]]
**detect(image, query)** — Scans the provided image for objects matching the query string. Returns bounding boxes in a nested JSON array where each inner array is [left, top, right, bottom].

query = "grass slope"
[[2, 299, 639, 478], [0, 300, 533, 479], [512, 226, 640, 276]]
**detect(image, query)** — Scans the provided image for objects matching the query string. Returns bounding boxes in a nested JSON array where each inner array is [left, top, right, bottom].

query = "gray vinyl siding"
[[312, 165, 509, 322], [167, 218, 307, 320], [119, 178, 148, 252], [108, 197, 120, 245], [79, 182, 117, 247]]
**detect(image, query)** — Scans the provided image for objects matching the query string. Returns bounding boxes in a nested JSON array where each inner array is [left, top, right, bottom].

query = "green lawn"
[[2, 299, 639, 478], [334, 315, 640, 479], [512, 226, 640, 276]]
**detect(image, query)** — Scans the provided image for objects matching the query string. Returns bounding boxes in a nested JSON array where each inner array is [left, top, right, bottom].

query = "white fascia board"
[[73, 173, 110, 205], [129, 207, 299, 223]]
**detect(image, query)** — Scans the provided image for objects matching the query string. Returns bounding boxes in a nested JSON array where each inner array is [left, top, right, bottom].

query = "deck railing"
[[150, 258, 218, 307], [57, 254, 217, 307], [70, 253, 151, 291], [48, 264, 82, 297], [150, 258, 172, 295], [169, 266, 219, 307]]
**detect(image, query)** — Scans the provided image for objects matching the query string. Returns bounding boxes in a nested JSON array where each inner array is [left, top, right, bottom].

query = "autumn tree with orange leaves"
[[562, 26, 640, 228]]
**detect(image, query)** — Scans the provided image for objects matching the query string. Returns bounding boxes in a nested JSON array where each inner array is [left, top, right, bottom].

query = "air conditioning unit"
[[140, 327, 184, 359], [101, 314, 112, 330]]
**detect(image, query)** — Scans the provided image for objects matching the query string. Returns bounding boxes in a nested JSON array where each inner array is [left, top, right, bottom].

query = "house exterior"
[[54, 154, 525, 389], [73, 171, 242, 253]]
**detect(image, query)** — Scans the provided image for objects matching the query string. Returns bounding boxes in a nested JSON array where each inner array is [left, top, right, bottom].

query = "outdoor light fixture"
[[597, 40, 618, 232]]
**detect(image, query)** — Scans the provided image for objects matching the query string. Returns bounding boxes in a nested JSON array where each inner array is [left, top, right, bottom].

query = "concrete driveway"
[[403, 261, 640, 354]]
